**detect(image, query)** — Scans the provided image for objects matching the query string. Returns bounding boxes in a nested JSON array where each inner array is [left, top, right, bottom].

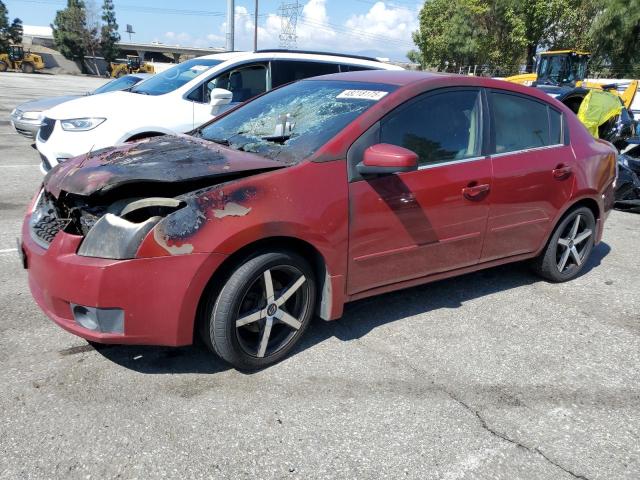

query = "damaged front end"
[[615, 146, 640, 213], [30, 189, 186, 259], [30, 134, 284, 259]]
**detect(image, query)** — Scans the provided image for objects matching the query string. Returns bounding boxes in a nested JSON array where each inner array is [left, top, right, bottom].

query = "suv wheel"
[[202, 251, 316, 370], [533, 206, 596, 282]]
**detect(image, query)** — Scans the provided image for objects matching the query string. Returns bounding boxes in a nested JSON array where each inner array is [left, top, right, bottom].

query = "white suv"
[[36, 50, 402, 173]]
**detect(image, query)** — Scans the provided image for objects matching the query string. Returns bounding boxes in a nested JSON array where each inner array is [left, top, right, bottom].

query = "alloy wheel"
[[234, 265, 310, 358], [555, 213, 593, 273]]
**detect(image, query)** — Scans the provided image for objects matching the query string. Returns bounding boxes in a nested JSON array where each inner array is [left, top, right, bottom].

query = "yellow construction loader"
[[110, 55, 155, 78], [0, 44, 45, 73], [505, 50, 637, 110]]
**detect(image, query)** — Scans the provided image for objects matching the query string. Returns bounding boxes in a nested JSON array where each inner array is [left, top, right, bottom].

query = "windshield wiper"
[[208, 138, 231, 146]]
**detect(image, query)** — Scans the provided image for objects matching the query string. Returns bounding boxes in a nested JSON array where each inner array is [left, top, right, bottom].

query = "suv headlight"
[[21, 111, 42, 121], [60, 117, 106, 131]]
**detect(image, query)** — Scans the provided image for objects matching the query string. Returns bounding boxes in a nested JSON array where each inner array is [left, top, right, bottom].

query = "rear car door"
[[270, 60, 340, 88], [481, 90, 575, 261], [347, 88, 492, 294]]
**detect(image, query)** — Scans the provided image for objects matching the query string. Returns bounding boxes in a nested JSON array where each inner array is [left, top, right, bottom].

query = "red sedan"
[[21, 71, 617, 369]]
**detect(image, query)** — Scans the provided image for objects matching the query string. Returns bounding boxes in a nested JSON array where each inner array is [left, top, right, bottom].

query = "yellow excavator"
[[110, 55, 155, 78], [0, 44, 45, 73]]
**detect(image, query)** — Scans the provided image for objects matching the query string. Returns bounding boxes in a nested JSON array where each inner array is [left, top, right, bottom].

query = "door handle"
[[552, 164, 572, 180], [462, 183, 490, 201]]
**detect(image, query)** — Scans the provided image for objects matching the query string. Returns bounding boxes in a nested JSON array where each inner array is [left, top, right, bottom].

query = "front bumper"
[[21, 217, 226, 346]]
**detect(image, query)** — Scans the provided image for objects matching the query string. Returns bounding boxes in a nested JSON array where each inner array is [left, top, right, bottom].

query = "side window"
[[271, 61, 340, 88], [549, 107, 562, 145], [187, 64, 267, 104], [490, 92, 559, 153], [380, 89, 482, 167]]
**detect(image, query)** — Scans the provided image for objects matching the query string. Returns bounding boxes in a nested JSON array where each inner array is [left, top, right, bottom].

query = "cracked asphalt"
[[1, 73, 639, 480]]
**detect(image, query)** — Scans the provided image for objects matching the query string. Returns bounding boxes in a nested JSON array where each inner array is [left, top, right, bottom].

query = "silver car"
[[9, 73, 152, 138]]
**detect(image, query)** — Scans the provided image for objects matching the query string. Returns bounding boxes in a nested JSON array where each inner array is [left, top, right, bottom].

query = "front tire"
[[202, 251, 316, 370], [21, 62, 34, 74], [532, 206, 596, 282]]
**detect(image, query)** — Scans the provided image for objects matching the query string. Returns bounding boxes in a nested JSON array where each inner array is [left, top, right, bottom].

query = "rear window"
[[490, 92, 562, 153]]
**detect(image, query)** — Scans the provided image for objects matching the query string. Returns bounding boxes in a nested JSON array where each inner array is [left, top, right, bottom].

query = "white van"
[[36, 50, 402, 173]]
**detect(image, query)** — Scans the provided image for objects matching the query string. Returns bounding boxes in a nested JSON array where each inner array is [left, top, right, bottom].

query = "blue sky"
[[5, 0, 421, 60]]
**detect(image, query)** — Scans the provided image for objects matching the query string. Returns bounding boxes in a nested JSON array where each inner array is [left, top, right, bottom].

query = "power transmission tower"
[[278, 1, 301, 49]]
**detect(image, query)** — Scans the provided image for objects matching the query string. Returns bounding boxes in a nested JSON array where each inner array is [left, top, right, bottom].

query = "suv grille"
[[39, 117, 55, 142], [29, 192, 70, 249]]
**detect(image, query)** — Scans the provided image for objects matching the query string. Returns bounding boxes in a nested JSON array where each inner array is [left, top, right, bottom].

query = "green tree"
[[411, 0, 486, 71], [52, 0, 89, 72], [411, 0, 526, 74], [9, 18, 23, 44], [410, 0, 605, 74], [0, 1, 23, 51], [589, 0, 640, 77], [100, 0, 120, 70], [0, 1, 9, 52]]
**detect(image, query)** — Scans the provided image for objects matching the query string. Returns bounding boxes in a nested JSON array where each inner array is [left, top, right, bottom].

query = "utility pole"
[[278, 1, 301, 49], [226, 0, 235, 51], [253, 0, 259, 51]]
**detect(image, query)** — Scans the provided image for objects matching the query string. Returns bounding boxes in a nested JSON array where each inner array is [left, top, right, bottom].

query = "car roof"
[[194, 50, 401, 69]]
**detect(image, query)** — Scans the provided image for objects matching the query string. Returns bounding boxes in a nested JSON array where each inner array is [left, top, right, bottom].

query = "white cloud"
[[169, 1, 419, 60]]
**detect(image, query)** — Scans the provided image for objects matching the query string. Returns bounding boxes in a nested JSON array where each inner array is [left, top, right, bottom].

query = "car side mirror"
[[356, 143, 419, 176]]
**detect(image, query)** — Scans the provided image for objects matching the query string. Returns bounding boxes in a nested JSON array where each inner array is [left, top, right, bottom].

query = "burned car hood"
[[43, 134, 286, 198]]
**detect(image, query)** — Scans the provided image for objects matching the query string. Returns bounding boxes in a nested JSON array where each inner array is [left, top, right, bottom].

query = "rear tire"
[[532, 206, 596, 282], [201, 251, 316, 370], [21, 62, 34, 74], [0, 61, 7, 72]]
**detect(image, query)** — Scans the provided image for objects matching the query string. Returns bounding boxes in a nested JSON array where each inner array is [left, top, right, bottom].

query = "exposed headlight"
[[21, 111, 42, 121], [31, 188, 44, 213], [78, 213, 160, 259], [60, 117, 105, 131]]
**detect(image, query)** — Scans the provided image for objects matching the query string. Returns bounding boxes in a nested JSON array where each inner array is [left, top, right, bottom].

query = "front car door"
[[187, 62, 269, 128], [347, 88, 492, 295], [481, 90, 575, 261]]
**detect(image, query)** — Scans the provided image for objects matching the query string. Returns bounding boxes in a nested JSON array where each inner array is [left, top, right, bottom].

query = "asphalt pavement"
[[0, 72, 639, 480]]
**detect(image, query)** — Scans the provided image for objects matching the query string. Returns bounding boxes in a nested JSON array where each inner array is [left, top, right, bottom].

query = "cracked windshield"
[[200, 80, 396, 163]]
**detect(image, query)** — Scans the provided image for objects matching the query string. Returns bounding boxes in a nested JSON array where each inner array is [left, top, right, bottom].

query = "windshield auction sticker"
[[336, 90, 388, 101]]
